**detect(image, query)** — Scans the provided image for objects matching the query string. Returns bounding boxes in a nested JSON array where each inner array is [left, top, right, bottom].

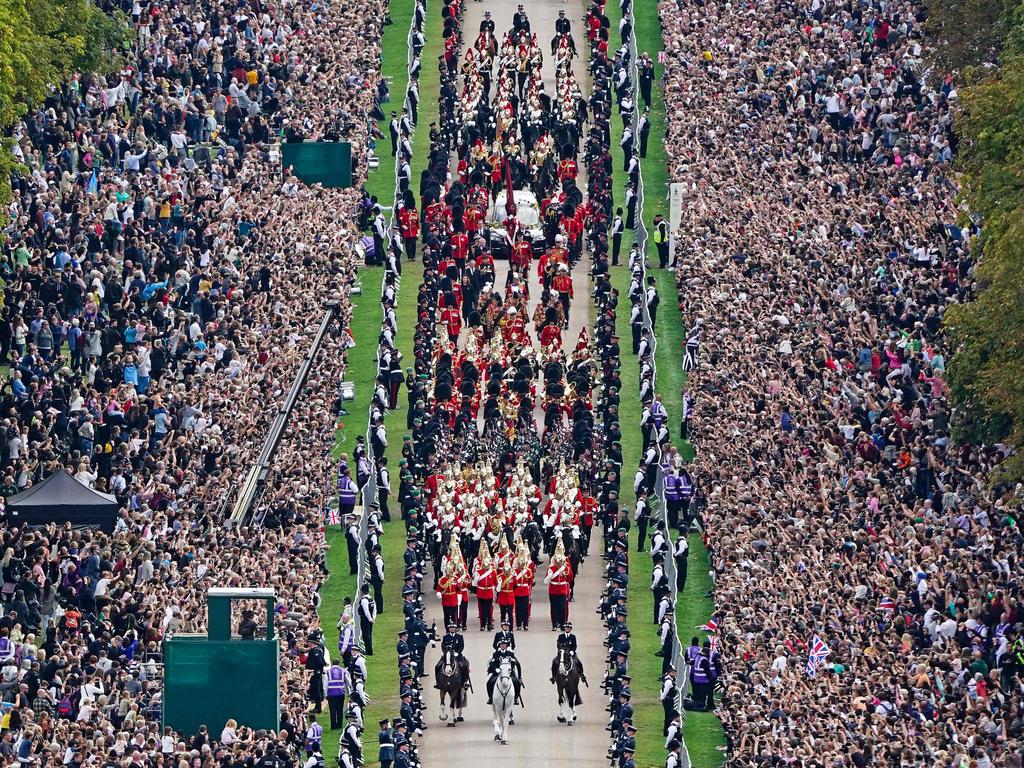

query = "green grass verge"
[[606, 4, 660, 760], [365, 0, 414, 204], [316, 267, 381, 760], [316, 1, 444, 764], [632, 0, 725, 754], [606, 264, 660, 766], [609, 0, 726, 762], [332, 266, 386, 460], [605, 6, 659, 763], [320, 527, 358, 661], [676, 533, 723, 767], [633, 0, 688, 458]]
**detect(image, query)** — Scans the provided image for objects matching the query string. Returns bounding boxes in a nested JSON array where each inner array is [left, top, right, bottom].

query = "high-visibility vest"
[[327, 665, 348, 696], [338, 476, 357, 505]]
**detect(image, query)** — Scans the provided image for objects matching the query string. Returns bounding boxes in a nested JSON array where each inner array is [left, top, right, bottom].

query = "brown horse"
[[435, 651, 469, 726], [553, 648, 582, 724]]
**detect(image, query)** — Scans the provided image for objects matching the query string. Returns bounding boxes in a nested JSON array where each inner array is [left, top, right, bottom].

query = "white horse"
[[491, 659, 516, 745]]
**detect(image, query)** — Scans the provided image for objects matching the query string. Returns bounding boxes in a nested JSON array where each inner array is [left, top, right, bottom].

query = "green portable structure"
[[281, 141, 353, 188], [163, 588, 280, 735]]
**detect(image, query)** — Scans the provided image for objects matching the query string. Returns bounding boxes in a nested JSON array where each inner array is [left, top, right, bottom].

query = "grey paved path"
[[419, 0, 606, 763]]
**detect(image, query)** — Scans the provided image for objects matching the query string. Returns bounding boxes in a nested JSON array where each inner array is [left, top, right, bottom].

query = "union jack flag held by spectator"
[[806, 635, 831, 678], [697, 618, 718, 633]]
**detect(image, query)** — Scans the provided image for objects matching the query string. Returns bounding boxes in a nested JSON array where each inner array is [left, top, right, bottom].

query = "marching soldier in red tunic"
[[398, 202, 419, 261], [450, 229, 470, 270], [552, 263, 574, 325], [513, 544, 535, 630], [440, 304, 462, 343], [557, 156, 578, 183], [458, 562, 471, 631], [496, 561, 516, 628], [472, 540, 498, 631], [544, 537, 573, 630], [438, 557, 462, 631], [510, 237, 532, 283]]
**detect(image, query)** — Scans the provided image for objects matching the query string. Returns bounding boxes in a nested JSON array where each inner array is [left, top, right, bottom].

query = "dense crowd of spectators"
[[658, 0, 1024, 764], [0, 0, 394, 761]]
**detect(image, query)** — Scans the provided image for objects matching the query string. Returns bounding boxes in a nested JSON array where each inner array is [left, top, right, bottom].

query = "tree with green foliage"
[[926, 0, 1017, 74], [0, 0, 131, 209], [944, 1, 1024, 482]]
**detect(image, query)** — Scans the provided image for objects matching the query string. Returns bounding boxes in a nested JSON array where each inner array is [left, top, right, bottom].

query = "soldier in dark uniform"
[[393, 738, 412, 768], [402, 566, 421, 601], [479, 10, 494, 34], [377, 719, 394, 768], [610, 688, 633, 736], [396, 629, 411, 660], [397, 653, 415, 691], [611, 668, 631, 702], [393, 719, 413, 746], [403, 541, 421, 589], [618, 739, 636, 768], [399, 688, 420, 733], [600, 583, 627, 618], [492, 619, 516, 651], [407, 612, 432, 677], [607, 623, 631, 664], [402, 586, 419, 622], [609, 721, 636, 767]]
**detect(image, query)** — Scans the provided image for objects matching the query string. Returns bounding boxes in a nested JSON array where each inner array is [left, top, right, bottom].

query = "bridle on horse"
[[558, 649, 574, 678], [497, 660, 514, 688], [442, 652, 458, 678]]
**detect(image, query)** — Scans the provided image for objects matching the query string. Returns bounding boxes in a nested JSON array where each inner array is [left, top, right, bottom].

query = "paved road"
[[419, 0, 607, 764]]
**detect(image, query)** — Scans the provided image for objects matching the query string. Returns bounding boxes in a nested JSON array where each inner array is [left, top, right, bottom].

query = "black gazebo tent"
[[7, 469, 118, 532]]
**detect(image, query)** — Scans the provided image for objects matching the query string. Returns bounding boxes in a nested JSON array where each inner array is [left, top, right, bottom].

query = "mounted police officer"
[[492, 618, 516, 651], [435, 622, 470, 687], [486, 637, 523, 705], [550, 621, 588, 684], [442, 621, 465, 655]]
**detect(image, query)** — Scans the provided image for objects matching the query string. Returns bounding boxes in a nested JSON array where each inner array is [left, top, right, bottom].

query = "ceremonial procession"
[[0, 0, 1022, 761]]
